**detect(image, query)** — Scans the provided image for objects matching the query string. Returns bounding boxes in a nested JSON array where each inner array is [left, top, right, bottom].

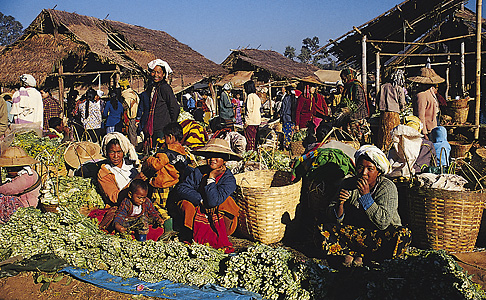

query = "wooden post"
[[58, 62, 64, 114], [376, 52, 381, 97], [268, 79, 273, 117], [461, 41, 466, 96], [208, 81, 217, 115], [475, 0, 482, 139], [362, 35, 367, 95], [446, 55, 450, 100]]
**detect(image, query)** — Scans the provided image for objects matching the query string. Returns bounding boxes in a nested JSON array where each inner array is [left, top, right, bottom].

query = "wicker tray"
[[234, 170, 302, 244], [408, 186, 486, 252]]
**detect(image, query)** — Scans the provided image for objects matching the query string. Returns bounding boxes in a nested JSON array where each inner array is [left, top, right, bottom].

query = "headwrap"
[[340, 68, 358, 82], [223, 82, 233, 91], [336, 80, 344, 87], [96, 90, 104, 98], [101, 132, 139, 166], [355, 145, 391, 175], [147, 59, 173, 79], [391, 69, 405, 87], [20, 74, 36, 87], [118, 79, 130, 89], [404, 115, 423, 133]]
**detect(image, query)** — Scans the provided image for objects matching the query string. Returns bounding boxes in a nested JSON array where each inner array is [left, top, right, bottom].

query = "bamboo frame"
[[475, 0, 482, 139]]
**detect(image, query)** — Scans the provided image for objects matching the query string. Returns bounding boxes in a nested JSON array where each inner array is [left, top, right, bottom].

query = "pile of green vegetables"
[[242, 149, 293, 172], [1, 132, 485, 299], [11, 131, 67, 170]]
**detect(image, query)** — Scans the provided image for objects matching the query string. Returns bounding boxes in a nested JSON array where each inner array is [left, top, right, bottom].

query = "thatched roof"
[[0, 9, 226, 91], [221, 49, 321, 81], [322, 0, 465, 70]]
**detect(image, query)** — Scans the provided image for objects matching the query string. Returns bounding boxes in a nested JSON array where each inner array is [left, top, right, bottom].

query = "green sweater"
[[328, 175, 401, 230]]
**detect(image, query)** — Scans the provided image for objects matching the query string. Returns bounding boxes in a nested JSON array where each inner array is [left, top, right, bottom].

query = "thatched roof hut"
[[221, 49, 322, 85], [0, 9, 226, 94]]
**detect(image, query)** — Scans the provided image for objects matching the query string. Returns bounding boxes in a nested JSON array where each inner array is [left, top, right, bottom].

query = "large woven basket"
[[234, 170, 302, 244], [449, 141, 473, 158], [449, 106, 469, 124], [408, 186, 486, 252]]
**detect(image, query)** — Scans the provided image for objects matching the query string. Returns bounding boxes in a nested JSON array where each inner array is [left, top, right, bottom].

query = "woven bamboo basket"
[[234, 170, 302, 244], [449, 106, 469, 124], [447, 98, 469, 109], [290, 141, 305, 157], [408, 186, 486, 252], [449, 141, 473, 158], [40, 203, 60, 213]]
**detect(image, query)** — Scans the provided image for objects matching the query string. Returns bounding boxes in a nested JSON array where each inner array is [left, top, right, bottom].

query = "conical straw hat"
[[0, 147, 39, 167], [408, 67, 445, 84]]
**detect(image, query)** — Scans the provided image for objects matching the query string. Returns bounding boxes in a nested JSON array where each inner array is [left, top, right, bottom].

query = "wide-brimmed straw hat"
[[64, 142, 104, 169], [0, 147, 39, 167], [299, 76, 322, 85], [192, 138, 242, 161], [408, 67, 445, 84]]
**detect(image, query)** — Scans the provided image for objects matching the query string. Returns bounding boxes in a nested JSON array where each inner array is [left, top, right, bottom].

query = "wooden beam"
[[48, 70, 118, 77], [58, 62, 64, 113], [475, 0, 482, 139]]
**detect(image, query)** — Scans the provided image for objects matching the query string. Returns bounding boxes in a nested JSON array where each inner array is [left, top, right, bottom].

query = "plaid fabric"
[[113, 197, 164, 228], [43, 95, 62, 129], [196, 99, 210, 112], [151, 187, 172, 221]]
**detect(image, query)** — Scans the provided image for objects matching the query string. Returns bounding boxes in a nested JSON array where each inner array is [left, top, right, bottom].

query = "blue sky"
[[0, 0, 480, 63]]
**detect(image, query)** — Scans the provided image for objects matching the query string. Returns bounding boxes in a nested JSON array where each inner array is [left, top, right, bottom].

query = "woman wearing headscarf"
[[340, 68, 371, 144], [141, 59, 180, 149], [408, 67, 445, 137], [376, 69, 407, 151], [97, 132, 141, 206], [243, 80, 262, 151], [319, 145, 411, 267], [0, 147, 41, 224], [219, 83, 234, 122], [10, 74, 44, 128]]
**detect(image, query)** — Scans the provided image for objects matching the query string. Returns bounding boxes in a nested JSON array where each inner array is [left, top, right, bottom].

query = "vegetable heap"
[[11, 131, 67, 171], [242, 149, 292, 172]]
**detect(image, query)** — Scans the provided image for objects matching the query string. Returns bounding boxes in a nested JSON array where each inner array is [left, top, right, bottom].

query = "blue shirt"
[[103, 101, 124, 127]]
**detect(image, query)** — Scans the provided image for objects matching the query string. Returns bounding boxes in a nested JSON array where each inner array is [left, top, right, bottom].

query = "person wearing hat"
[[64, 141, 105, 178], [176, 138, 241, 246], [141, 59, 180, 149], [0, 147, 41, 224], [219, 82, 234, 122], [119, 79, 140, 146], [408, 67, 445, 136], [319, 145, 411, 267], [10, 74, 44, 128]]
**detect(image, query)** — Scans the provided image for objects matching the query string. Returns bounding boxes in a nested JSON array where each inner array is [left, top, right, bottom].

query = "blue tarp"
[[61, 266, 260, 300]]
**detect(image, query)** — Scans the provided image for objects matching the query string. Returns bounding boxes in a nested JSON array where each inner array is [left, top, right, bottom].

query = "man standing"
[[219, 83, 234, 122], [10, 74, 44, 128], [40, 87, 62, 132], [119, 79, 140, 146]]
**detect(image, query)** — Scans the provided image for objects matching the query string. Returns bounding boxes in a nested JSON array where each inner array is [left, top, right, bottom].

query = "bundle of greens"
[[291, 129, 307, 142], [242, 150, 292, 172]]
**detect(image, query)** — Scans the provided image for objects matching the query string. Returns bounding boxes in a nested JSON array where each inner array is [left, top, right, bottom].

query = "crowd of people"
[[0, 60, 457, 265]]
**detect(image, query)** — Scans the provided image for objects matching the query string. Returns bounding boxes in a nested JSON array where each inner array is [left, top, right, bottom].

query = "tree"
[[284, 36, 337, 69], [0, 12, 23, 46]]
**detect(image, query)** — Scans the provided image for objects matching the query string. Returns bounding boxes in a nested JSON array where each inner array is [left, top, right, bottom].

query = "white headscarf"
[[96, 90, 104, 98], [102, 132, 139, 166], [147, 59, 173, 79], [223, 82, 233, 91], [20, 74, 36, 87], [355, 145, 391, 175]]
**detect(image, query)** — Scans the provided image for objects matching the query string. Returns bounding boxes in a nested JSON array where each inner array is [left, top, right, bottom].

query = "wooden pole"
[[461, 41, 466, 96], [362, 35, 367, 95], [376, 52, 381, 97], [446, 55, 450, 100], [58, 62, 64, 114], [475, 0, 482, 139], [269, 79, 273, 117]]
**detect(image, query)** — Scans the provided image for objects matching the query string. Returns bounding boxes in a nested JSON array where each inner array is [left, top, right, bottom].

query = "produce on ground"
[[0, 130, 484, 299]]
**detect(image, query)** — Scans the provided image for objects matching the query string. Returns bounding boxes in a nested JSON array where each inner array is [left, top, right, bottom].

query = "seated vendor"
[[0, 147, 41, 224], [98, 132, 141, 206], [319, 145, 411, 267], [141, 122, 190, 233], [47, 117, 72, 143], [209, 116, 247, 155], [176, 138, 241, 246]]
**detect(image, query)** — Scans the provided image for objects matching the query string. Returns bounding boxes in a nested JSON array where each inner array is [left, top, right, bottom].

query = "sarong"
[[244, 125, 258, 151]]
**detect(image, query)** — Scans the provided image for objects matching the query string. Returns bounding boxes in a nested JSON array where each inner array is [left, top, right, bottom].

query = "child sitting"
[[47, 117, 71, 143], [141, 122, 191, 234], [113, 179, 164, 241], [431, 126, 451, 166]]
